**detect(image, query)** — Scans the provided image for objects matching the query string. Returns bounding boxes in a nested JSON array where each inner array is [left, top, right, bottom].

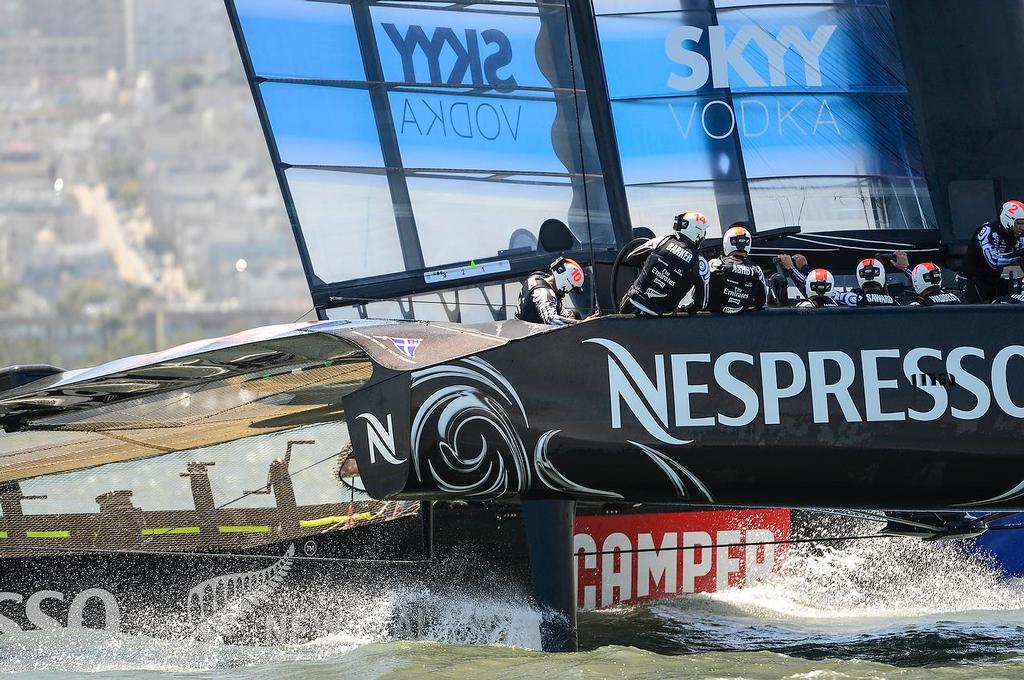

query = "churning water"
[[5, 530, 1024, 679]]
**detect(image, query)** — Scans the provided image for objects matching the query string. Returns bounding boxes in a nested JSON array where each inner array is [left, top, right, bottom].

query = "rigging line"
[[790, 235, 943, 253], [7, 531, 900, 564], [292, 306, 316, 323], [563, 0, 598, 315]]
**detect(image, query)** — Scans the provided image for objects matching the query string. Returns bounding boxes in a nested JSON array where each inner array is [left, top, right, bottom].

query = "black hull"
[[0, 504, 537, 645]]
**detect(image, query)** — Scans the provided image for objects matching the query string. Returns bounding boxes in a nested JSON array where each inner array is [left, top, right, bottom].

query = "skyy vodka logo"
[[383, 22, 522, 142], [585, 339, 1024, 445], [663, 23, 842, 142]]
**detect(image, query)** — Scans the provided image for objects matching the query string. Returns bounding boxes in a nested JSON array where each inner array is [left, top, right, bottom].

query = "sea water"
[[4, 530, 1024, 679]]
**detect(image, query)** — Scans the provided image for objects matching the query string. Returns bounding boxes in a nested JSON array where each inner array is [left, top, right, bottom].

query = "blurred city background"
[[0, 0, 311, 369]]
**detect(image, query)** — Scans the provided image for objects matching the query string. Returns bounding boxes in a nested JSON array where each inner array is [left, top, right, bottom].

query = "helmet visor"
[[859, 265, 881, 280], [809, 281, 832, 296]]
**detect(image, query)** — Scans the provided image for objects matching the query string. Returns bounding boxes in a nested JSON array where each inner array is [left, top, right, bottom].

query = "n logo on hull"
[[356, 413, 406, 465]]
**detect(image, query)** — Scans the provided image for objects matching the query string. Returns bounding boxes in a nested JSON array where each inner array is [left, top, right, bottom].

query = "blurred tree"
[[55, 278, 115, 315], [0, 277, 18, 310], [178, 71, 204, 92], [0, 337, 56, 367]]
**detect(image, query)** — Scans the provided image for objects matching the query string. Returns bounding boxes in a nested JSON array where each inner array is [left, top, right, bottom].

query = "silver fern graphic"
[[187, 544, 295, 639], [411, 357, 531, 496]]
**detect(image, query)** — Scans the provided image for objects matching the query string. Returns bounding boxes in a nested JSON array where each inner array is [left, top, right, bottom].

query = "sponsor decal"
[[0, 588, 120, 633], [357, 412, 406, 466], [663, 23, 841, 143], [585, 338, 1024, 445], [385, 337, 423, 359], [382, 24, 516, 88], [574, 509, 790, 610], [383, 22, 523, 144], [188, 545, 294, 638]]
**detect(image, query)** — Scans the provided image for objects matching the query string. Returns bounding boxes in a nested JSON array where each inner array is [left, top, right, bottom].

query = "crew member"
[[887, 252, 964, 306], [958, 199, 1024, 303], [696, 224, 768, 313], [993, 291, 1024, 304], [619, 211, 710, 316], [793, 269, 839, 308], [515, 257, 589, 326], [780, 255, 898, 306]]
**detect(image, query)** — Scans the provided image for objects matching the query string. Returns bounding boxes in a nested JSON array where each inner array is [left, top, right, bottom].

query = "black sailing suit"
[[958, 222, 1023, 303], [515, 272, 578, 326], [619, 234, 709, 316], [696, 254, 768, 313], [911, 290, 965, 306], [794, 296, 838, 309]]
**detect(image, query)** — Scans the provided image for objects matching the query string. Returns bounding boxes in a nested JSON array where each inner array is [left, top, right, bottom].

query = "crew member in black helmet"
[[515, 256, 591, 326], [695, 223, 768, 313], [957, 199, 1024, 303], [619, 211, 710, 316], [779, 254, 898, 306]]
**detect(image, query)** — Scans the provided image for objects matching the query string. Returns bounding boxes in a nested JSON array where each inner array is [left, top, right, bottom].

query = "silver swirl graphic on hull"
[[534, 429, 624, 499], [411, 357, 531, 497], [629, 440, 715, 503]]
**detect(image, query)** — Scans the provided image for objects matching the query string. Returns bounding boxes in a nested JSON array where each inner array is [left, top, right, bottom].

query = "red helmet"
[[911, 262, 943, 294]]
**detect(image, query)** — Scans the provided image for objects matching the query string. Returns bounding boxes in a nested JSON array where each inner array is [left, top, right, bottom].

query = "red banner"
[[574, 509, 791, 610]]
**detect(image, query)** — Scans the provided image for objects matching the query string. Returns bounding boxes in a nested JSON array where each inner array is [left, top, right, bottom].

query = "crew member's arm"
[[751, 264, 769, 309], [778, 254, 809, 290], [890, 250, 914, 282], [621, 237, 657, 267], [685, 257, 710, 312], [830, 290, 860, 307], [531, 287, 578, 326], [979, 227, 1022, 268]]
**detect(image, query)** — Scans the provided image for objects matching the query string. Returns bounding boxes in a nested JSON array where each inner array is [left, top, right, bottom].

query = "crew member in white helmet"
[[619, 211, 711, 316], [793, 268, 839, 308], [957, 199, 1024, 303], [693, 222, 768, 313], [887, 251, 964, 305], [780, 255, 899, 306], [515, 257, 593, 326]]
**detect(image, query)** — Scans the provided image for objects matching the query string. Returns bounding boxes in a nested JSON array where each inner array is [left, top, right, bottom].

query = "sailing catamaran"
[[1, 0, 1023, 655]]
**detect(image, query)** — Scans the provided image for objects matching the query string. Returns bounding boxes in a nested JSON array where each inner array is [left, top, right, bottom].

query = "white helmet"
[[1000, 200, 1024, 231], [856, 258, 886, 290], [911, 262, 943, 294], [722, 225, 751, 256], [805, 269, 835, 298], [551, 257, 585, 293], [673, 211, 710, 246]]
